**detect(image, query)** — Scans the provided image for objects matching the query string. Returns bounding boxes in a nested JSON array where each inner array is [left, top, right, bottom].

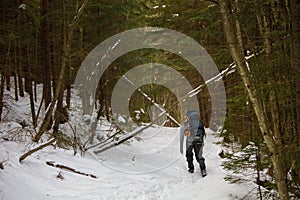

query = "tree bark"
[[262, 7, 271, 55], [17, 40, 24, 97], [0, 74, 4, 122], [233, 0, 243, 50], [254, 0, 271, 54], [26, 47, 37, 127], [290, 0, 300, 149], [13, 40, 18, 101], [40, 0, 52, 110], [218, 1, 289, 199]]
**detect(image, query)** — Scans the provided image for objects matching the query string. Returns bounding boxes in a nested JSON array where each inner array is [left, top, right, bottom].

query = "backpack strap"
[[184, 115, 191, 137]]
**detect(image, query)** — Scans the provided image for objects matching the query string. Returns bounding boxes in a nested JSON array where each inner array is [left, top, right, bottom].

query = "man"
[[180, 110, 207, 177]]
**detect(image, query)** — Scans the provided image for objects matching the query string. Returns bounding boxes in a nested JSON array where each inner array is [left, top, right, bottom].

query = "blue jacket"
[[180, 110, 205, 152], [180, 124, 199, 153]]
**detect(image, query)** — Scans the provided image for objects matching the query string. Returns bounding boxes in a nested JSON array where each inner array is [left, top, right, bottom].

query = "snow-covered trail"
[[0, 123, 254, 200]]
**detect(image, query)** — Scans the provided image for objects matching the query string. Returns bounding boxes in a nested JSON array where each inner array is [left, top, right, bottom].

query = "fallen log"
[[46, 161, 97, 179], [19, 138, 56, 163]]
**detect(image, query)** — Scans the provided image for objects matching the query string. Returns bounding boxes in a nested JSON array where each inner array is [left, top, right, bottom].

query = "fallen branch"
[[46, 161, 97, 178], [94, 111, 167, 154], [19, 138, 56, 163], [85, 129, 122, 151]]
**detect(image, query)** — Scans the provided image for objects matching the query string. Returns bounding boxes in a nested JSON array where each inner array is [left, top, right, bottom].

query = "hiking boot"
[[201, 169, 207, 177], [188, 169, 194, 173]]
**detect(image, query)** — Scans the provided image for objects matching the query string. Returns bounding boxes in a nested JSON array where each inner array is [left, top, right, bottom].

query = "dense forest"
[[0, 0, 299, 199]]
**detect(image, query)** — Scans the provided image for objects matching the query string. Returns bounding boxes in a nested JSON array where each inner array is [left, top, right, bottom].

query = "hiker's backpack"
[[184, 110, 205, 143]]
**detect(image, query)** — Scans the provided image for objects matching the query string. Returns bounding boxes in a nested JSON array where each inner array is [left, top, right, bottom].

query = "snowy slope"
[[0, 88, 256, 200], [0, 123, 255, 200]]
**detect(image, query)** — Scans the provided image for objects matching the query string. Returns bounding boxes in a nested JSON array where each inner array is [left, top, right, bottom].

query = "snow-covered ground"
[[0, 126, 256, 200], [0, 90, 256, 200]]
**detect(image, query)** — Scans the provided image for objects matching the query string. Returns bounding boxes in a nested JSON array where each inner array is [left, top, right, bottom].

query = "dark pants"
[[186, 141, 206, 171]]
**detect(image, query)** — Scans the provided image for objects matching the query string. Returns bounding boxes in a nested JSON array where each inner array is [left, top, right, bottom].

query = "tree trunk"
[[53, 90, 64, 135], [29, 76, 37, 127], [233, 0, 243, 50], [0, 74, 4, 122], [13, 39, 18, 101], [254, 0, 271, 54], [218, 1, 289, 199], [262, 7, 271, 55], [17, 40, 24, 97], [290, 0, 300, 149], [66, 64, 71, 109], [255, 144, 263, 200], [26, 47, 37, 127], [40, 0, 52, 111]]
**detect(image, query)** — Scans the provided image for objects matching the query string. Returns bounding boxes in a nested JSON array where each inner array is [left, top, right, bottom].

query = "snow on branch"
[[46, 161, 97, 178]]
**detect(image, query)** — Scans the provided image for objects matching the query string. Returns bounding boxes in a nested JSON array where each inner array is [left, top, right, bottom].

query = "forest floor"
[[0, 89, 257, 200]]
